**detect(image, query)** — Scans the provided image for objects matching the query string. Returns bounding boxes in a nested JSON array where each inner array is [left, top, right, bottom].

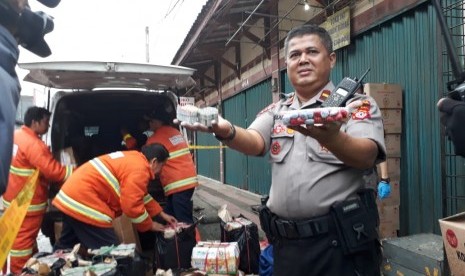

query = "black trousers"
[[54, 214, 120, 250], [272, 232, 381, 276], [164, 188, 195, 224]]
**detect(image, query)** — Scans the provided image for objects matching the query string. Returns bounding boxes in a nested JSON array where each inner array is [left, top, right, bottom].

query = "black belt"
[[273, 214, 332, 239]]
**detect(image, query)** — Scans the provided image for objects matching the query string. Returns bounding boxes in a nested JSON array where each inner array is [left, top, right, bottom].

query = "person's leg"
[[169, 189, 194, 224], [55, 214, 119, 250], [9, 215, 43, 274], [41, 211, 56, 246], [163, 195, 174, 217], [53, 214, 80, 250]]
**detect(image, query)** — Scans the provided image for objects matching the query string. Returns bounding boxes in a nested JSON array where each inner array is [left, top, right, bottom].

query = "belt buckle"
[[276, 219, 299, 239]]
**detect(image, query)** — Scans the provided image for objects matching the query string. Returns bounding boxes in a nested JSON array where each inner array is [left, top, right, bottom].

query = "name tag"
[[169, 135, 185, 146], [109, 151, 124, 159]]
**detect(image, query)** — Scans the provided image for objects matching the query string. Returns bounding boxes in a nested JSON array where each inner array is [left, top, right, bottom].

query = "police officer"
[[180, 24, 386, 275]]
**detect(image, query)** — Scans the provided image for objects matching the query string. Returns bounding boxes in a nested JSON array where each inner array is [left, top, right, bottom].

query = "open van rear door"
[[19, 61, 196, 90]]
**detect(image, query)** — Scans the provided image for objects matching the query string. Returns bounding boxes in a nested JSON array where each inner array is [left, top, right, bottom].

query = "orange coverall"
[[2, 126, 73, 274], [123, 126, 198, 195], [52, 150, 163, 235], [145, 125, 198, 196]]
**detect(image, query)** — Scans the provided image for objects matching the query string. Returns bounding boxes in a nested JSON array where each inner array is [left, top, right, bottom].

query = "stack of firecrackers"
[[365, 83, 403, 239], [176, 105, 219, 127], [20, 243, 137, 276]]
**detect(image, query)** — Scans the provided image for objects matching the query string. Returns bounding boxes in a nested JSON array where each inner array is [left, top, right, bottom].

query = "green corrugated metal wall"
[[223, 92, 247, 187], [223, 80, 272, 194], [245, 81, 272, 195], [281, 2, 443, 235], [442, 0, 465, 220], [196, 131, 221, 181]]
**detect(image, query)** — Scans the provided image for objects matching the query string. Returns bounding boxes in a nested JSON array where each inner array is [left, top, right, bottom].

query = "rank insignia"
[[257, 103, 276, 116], [318, 90, 331, 102]]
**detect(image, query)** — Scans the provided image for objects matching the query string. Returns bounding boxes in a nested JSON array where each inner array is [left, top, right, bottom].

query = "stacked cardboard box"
[[365, 83, 403, 239]]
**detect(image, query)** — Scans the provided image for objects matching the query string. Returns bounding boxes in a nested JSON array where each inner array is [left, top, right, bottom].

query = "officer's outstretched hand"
[[174, 115, 233, 138], [377, 180, 391, 199]]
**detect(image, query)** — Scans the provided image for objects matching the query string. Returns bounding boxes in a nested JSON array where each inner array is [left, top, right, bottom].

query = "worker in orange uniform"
[[142, 110, 199, 225], [52, 143, 177, 250], [2, 106, 74, 274]]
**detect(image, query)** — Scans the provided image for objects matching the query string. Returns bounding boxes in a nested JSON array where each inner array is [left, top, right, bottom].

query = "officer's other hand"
[[377, 180, 391, 199], [159, 211, 177, 228], [289, 120, 343, 142]]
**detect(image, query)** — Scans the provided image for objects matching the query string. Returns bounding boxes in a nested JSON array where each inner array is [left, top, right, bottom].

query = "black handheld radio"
[[321, 68, 370, 107]]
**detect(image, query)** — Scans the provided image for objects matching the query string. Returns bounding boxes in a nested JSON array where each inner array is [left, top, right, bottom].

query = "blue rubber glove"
[[377, 181, 391, 199]]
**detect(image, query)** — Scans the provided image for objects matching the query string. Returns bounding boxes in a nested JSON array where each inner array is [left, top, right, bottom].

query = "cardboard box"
[[439, 212, 465, 275], [381, 109, 402, 134], [386, 157, 401, 180], [112, 214, 141, 251], [385, 134, 401, 157], [379, 222, 398, 239], [364, 83, 403, 108], [378, 205, 400, 228], [54, 221, 63, 244], [191, 241, 240, 274]]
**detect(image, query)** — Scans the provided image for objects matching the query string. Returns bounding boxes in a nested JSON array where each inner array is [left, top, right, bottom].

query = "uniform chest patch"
[[169, 134, 185, 145], [271, 141, 281, 155], [272, 123, 286, 135], [352, 100, 371, 120]]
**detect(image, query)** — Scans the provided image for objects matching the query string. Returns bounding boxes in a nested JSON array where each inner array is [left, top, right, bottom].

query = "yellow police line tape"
[[0, 170, 39, 268], [189, 145, 228, 149]]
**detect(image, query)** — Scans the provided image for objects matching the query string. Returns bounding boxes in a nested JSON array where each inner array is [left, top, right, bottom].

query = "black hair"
[[141, 143, 170, 163], [284, 24, 333, 55], [24, 106, 51, 127]]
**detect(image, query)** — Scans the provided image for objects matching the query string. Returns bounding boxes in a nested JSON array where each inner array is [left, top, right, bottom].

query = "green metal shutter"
[[245, 80, 272, 195], [223, 93, 248, 188], [196, 131, 221, 181], [223, 80, 272, 194]]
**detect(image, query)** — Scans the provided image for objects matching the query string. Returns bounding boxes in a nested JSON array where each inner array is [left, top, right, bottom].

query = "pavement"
[[193, 175, 266, 242]]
